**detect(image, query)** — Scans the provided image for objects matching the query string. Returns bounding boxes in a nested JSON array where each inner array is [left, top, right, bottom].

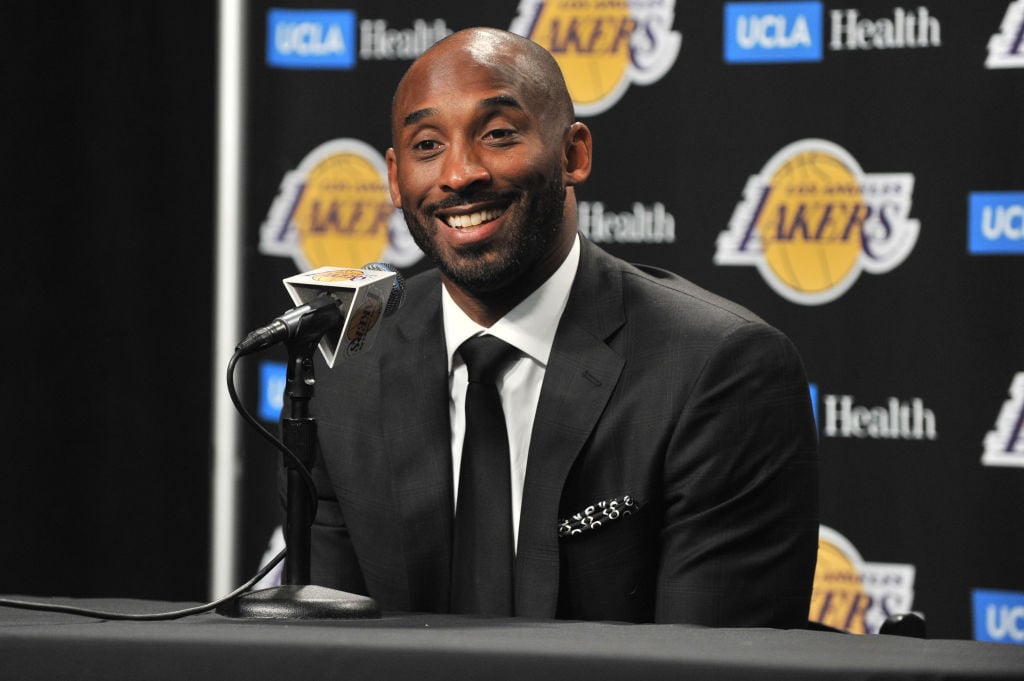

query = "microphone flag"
[[282, 266, 396, 368]]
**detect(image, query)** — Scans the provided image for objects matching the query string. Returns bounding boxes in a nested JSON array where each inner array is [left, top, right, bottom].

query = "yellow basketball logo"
[[809, 525, 916, 634], [260, 138, 424, 272], [758, 150, 865, 295], [293, 152, 390, 269], [527, 0, 633, 110], [716, 139, 920, 305], [811, 534, 870, 634], [510, 0, 682, 116], [310, 268, 367, 283]]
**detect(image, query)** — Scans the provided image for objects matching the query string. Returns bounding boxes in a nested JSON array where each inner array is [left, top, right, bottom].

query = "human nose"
[[439, 141, 490, 193]]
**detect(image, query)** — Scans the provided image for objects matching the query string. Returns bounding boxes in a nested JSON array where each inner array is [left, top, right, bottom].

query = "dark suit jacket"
[[306, 237, 819, 627]]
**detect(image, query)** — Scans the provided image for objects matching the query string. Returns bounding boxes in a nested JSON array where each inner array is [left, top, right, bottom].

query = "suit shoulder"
[[609, 261, 809, 390], [619, 261, 772, 336], [576, 238, 789, 349]]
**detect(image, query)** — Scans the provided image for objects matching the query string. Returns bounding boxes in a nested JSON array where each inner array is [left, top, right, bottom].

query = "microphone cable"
[[0, 261, 405, 621], [0, 349, 314, 621], [0, 548, 285, 621], [225, 348, 319, 519]]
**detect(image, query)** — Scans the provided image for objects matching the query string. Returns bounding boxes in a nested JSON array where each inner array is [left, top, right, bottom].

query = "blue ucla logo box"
[[267, 9, 357, 69], [968, 192, 1024, 254], [973, 589, 1024, 644], [724, 2, 823, 64], [808, 382, 819, 427], [259, 361, 287, 422]]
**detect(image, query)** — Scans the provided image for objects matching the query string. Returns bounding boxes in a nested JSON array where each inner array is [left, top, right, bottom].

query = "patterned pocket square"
[[558, 495, 638, 538]]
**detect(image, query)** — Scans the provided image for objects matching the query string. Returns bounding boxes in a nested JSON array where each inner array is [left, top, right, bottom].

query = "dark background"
[[2, 1, 1021, 641], [2, 5, 215, 602]]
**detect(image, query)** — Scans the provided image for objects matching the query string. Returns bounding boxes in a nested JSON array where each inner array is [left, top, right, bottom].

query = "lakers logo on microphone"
[[311, 268, 367, 283], [509, 0, 682, 116], [346, 296, 384, 356], [715, 139, 920, 305], [260, 138, 423, 272]]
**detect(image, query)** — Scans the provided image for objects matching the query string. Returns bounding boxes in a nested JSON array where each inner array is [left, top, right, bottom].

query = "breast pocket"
[[557, 499, 657, 621]]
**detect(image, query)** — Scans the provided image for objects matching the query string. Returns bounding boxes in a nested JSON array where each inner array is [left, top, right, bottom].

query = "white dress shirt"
[[443, 235, 581, 552]]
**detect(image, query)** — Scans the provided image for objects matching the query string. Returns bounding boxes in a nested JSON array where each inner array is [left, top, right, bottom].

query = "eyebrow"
[[403, 108, 437, 127], [401, 95, 525, 128], [480, 94, 524, 112]]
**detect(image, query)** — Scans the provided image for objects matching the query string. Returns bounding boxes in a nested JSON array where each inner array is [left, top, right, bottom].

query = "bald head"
[[391, 28, 575, 145]]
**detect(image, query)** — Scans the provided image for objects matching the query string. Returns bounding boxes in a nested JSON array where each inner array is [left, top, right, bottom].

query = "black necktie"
[[451, 335, 518, 616]]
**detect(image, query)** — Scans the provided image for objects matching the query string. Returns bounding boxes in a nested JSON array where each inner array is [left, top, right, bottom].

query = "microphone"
[[362, 261, 406, 316], [236, 263, 405, 367], [235, 291, 343, 355]]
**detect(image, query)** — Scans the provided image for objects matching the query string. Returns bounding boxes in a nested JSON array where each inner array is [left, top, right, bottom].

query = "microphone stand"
[[218, 336, 379, 619]]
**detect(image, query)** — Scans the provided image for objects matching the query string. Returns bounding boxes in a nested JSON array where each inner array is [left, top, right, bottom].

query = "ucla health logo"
[[969, 192, 1024, 255], [716, 139, 919, 305], [724, 2, 823, 63], [577, 200, 676, 244], [808, 383, 937, 440], [725, 4, 942, 63], [981, 372, 1024, 468], [987, 0, 1024, 68], [267, 10, 451, 68], [974, 590, 1024, 644], [259, 138, 422, 272], [509, 0, 682, 116], [267, 9, 357, 69]]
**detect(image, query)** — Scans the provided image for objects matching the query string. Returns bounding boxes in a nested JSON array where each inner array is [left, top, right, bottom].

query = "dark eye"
[[484, 128, 519, 144], [413, 139, 441, 151]]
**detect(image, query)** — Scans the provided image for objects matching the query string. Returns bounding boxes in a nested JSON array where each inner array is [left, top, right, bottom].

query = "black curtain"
[[1, 5, 215, 601]]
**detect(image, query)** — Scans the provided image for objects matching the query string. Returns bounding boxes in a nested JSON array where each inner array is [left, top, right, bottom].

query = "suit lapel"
[[515, 239, 626, 617], [379, 278, 454, 611]]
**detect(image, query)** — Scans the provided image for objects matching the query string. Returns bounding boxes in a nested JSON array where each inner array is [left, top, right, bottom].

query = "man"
[[306, 27, 818, 627]]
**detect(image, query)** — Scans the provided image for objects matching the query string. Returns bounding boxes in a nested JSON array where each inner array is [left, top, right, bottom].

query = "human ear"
[[385, 147, 403, 209], [563, 122, 592, 186]]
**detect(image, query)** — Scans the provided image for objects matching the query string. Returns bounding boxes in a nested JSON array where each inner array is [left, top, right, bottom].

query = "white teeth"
[[446, 208, 503, 228]]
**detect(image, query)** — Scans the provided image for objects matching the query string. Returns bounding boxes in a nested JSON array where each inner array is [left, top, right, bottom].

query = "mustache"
[[426, 190, 520, 214]]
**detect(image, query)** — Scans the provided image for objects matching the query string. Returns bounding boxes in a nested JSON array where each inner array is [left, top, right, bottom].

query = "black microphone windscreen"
[[362, 262, 405, 316]]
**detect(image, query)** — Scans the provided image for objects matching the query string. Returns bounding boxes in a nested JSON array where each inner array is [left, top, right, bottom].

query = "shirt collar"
[[444, 234, 581, 372]]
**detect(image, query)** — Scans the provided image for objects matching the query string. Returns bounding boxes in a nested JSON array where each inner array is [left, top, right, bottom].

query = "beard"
[[402, 174, 567, 294]]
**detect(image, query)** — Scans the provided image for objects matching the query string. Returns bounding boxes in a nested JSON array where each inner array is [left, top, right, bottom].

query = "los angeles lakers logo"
[[509, 0, 682, 116], [310, 268, 367, 283], [812, 528, 871, 634], [810, 526, 916, 634], [346, 296, 384, 356], [715, 139, 920, 305], [260, 138, 423, 272]]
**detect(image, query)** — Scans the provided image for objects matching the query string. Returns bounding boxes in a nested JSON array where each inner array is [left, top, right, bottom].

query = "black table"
[[2, 598, 1023, 680]]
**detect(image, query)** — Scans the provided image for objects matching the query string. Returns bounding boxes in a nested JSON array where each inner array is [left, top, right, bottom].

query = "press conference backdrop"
[[237, 1, 1024, 642]]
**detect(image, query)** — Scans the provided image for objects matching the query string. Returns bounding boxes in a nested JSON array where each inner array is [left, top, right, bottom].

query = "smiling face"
[[386, 29, 591, 315]]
